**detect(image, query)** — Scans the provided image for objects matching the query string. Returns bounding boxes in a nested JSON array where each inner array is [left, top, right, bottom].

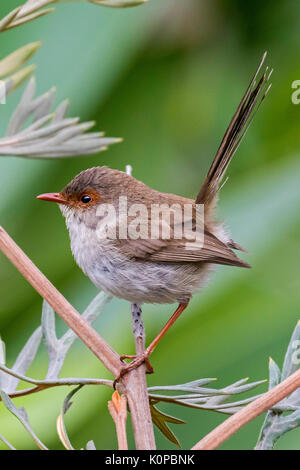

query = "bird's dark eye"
[[81, 195, 92, 204]]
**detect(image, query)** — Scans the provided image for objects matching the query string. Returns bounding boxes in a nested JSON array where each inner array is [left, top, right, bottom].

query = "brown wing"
[[113, 186, 249, 268], [147, 230, 250, 268], [116, 230, 250, 269]]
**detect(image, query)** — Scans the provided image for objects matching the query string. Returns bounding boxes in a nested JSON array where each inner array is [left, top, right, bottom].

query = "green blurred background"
[[0, 0, 300, 450]]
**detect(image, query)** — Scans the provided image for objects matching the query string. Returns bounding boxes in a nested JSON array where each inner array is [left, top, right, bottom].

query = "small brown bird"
[[38, 53, 271, 382]]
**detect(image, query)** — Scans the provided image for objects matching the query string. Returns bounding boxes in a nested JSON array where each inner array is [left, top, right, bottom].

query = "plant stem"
[[122, 304, 156, 449], [108, 392, 128, 450], [191, 368, 300, 450]]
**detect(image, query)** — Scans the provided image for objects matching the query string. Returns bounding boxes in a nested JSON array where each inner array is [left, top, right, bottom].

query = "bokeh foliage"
[[0, 0, 300, 449]]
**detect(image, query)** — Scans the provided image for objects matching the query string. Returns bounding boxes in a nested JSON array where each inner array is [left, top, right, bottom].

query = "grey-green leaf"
[[256, 321, 300, 450], [281, 321, 300, 381], [0, 42, 41, 77], [90, 0, 148, 7], [86, 440, 97, 450], [42, 293, 111, 379], [1, 77, 121, 159], [268, 357, 281, 390], [57, 385, 83, 450], [0, 327, 42, 393], [0, 433, 16, 450], [150, 402, 185, 447], [0, 391, 48, 450]]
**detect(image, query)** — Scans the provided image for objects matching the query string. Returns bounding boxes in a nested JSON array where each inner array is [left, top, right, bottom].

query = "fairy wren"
[[37, 53, 271, 381]]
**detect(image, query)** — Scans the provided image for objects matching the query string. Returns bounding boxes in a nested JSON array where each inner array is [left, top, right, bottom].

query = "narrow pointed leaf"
[[256, 321, 300, 450], [150, 402, 184, 447], [90, 0, 147, 7], [52, 99, 69, 122], [33, 87, 56, 121], [3, 8, 55, 31], [4, 65, 36, 96], [1, 76, 121, 158], [0, 42, 41, 78], [1, 327, 42, 393], [0, 391, 48, 450], [281, 321, 300, 381], [6, 76, 36, 135], [56, 386, 83, 450], [268, 357, 281, 389], [0, 433, 16, 450], [42, 293, 111, 379], [0, 7, 21, 32]]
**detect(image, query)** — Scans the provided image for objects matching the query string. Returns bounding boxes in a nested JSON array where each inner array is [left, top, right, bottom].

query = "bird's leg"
[[120, 303, 154, 374], [114, 302, 188, 387], [144, 302, 189, 358]]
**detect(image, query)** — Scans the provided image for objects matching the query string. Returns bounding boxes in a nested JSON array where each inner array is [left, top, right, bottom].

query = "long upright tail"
[[196, 52, 272, 208]]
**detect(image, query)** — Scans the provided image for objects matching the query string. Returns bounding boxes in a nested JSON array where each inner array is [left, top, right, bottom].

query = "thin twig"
[[191, 368, 300, 450], [0, 362, 113, 399], [0, 363, 113, 388], [108, 391, 128, 450]]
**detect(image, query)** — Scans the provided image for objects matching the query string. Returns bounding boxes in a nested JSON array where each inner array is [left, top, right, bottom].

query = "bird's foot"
[[120, 352, 154, 374], [113, 349, 154, 389]]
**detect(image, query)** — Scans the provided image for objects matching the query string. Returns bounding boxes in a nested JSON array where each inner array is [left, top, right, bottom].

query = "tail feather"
[[227, 239, 248, 253], [196, 52, 272, 207]]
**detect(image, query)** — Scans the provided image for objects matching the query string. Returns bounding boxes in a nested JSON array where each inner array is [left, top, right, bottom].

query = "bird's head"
[[37, 166, 136, 229]]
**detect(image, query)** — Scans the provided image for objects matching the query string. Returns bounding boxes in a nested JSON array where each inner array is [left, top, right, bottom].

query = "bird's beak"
[[37, 192, 69, 205]]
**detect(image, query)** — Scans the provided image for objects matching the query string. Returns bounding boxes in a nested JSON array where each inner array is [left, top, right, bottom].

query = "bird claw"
[[113, 350, 154, 389]]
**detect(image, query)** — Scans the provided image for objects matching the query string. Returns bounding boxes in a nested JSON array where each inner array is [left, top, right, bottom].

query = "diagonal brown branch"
[[0, 226, 155, 449], [191, 368, 300, 450], [0, 226, 121, 376]]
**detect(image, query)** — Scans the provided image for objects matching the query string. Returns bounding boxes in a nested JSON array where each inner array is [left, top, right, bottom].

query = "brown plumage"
[[37, 53, 271, 381]]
